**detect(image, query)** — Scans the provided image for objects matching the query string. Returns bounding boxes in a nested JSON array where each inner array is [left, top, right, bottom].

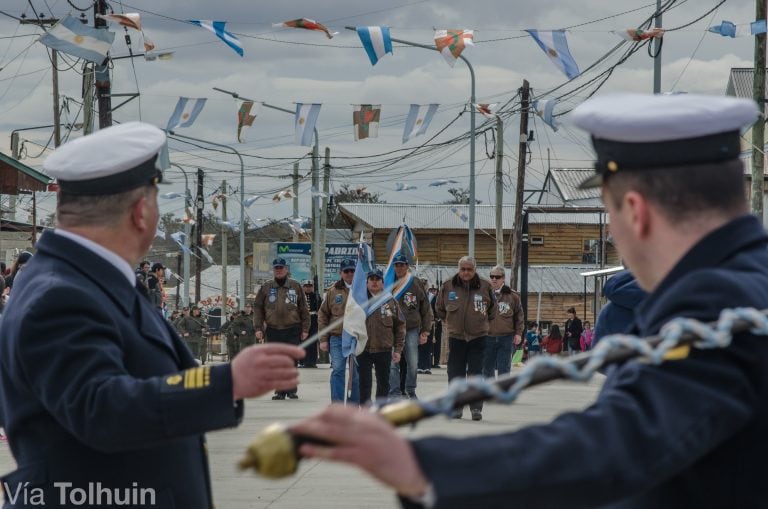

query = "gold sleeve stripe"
[[183, 366, 212, 390]]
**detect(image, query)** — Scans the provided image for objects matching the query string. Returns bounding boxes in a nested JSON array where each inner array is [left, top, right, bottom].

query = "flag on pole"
[[402, 103, 438, 143], [532, 98, 559, 132], [525, 29, 580, 79], [341, 243, 391, 357], [189, 20, 243, 56], [38, 15, 115, 64], [356, 26, 393, 65], [273, 18, 338, 39], [166, 97, 207, 130], [353, 104, 381, 141], [383, 224, 417, 300], [295, 103, 321, 146], [434, 29, 474, 67], [474, 103, 498, 119], [237, 101, 259, 142], [613, 27, 665, 41]]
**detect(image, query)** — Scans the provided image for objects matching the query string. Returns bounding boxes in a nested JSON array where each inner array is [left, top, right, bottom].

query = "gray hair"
[[57, 186, 150, 228], [490, 265, 505, 275], [457, 256, 476, 268]]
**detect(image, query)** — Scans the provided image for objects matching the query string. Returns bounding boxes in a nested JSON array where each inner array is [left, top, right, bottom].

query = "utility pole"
[[195, 169, 204, 304], [220, 180, 228, 318], [94, 0, 112, 128], [292, 163, 299, 242], [510, 80, 530, 290], [494, 115, 504, 266], [311, 139, 320, 288], [752, 0, 766, 223], [319, 147, 331, 289], [653, 0, 662, 94]]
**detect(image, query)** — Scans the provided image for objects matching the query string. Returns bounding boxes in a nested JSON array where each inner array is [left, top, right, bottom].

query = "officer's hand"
[[301, 331, 309, 341], [419, 332, 429, 345], [231, 344, 305, 400], [392, 352, 401, 363], [255, 330, 263, 341], [294, 405, 430, 499], [319, 341, 329, 352], [514, 334, 522, 346]]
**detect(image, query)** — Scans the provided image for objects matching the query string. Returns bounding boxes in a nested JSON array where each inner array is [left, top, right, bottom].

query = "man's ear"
[[623, 191, 651, 239], [130, 194, 149, 232]]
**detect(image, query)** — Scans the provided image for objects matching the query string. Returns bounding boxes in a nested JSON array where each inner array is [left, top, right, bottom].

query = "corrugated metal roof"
[[548, 169, 602, 203], [726, 68, 763, 98], [410, 264, 597, 295], [339, 203, 606, 230]]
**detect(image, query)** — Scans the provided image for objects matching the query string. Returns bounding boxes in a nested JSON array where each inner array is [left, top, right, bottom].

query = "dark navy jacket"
[[593, 270, 646, 344], [407, 215, 768, 508], [0, 231, 243, 508]]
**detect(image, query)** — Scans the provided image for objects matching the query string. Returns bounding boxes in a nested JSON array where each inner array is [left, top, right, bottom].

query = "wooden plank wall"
[[371, 225, 619, 267]]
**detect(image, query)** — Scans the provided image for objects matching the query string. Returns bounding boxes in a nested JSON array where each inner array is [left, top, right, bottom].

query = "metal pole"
[[319, 147, 331, 289], [51, 50, 61, 147], [292, 163, 299, 242], [211, 87, 321, 287], [95, 0, 112, 128], [221, 180, 228, 317], [342, 28, 477, 256], [653, 0, 662, 94], [494, 115, 504, 266], [168, 131, 246, 311], [169, 164, 191, 307]]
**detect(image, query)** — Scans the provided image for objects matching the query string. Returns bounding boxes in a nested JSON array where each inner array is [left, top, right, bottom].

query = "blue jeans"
[[482, 335, 513, 378], [330, 335, 359, 404], [388, 328, 420, 396]]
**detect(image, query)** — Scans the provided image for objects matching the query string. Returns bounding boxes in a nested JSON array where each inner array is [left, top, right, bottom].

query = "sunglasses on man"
[[342, 269, 355, 274], [489, 274, 504, 279]]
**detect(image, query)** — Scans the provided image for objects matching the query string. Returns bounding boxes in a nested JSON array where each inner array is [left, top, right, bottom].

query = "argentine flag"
[[383, 224, 417, 300], [342, 243, 391, 357], [526, 29, 580, 80], [402, 104, 439, 143], [295, 103, 322, 146], [189, 20, 243, 57], [356, 26, 393, 66], [166, 97, 207, 131], [39, 16, 115, 64], [533, 98, 559, 132]]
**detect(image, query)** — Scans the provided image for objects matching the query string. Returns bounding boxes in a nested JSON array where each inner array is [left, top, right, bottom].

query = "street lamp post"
[[344, 27, 478, 257], [211, 87, 324, 288], [166, 130, 246, 311], [167, 163, 192, 307]]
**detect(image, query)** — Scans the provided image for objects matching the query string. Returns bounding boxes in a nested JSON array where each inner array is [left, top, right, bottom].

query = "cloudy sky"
[[0, 0, 758, 224]]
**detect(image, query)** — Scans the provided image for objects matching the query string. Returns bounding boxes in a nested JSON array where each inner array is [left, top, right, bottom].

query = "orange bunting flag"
[[474, 103, 498, 118], [201, 234, 216, 247], [614, 27, 665, 42], [273, 189, 295, 202], [273, 18, 338, 39], [97, 13, 142, 31], [434, 29, 474, 67], [237, 101, 259, 142]]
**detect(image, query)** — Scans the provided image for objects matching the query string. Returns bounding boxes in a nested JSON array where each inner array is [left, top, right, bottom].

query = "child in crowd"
[[525, 321, 541, 360], [580, 321, 594, 351], [541, 324, 563, 355]]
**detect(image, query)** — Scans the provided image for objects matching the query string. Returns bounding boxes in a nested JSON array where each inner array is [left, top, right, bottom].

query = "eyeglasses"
[[489, 275, 504, 279], [342, 269, 355, 274]]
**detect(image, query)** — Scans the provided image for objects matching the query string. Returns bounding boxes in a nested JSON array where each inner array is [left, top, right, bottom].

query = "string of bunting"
[[410, 307, 768, 417]]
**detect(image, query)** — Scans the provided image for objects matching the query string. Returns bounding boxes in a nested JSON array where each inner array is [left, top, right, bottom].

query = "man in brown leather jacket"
[[484, 265, 525, 378], [253, 258, 310, 400], [357, 269, 405, 405], [318, 258, 360, 404], [436, 256, 496, 421]]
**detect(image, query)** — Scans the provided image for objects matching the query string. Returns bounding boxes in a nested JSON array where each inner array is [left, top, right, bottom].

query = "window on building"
[[582, 239, 600, 264]]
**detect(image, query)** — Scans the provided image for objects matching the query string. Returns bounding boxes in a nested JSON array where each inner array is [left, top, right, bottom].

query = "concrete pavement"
[[0, 363, 604, 508]]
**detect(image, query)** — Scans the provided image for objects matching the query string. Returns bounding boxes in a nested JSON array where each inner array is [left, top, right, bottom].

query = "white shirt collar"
[[345, 282, 352, 289], [54, 229, 135, 285]]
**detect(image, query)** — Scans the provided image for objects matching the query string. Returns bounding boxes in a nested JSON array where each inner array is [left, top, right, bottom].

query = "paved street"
[[0, 363, 603, 508]]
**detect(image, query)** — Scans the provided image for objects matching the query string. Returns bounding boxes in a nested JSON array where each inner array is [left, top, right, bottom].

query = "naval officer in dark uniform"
[[0, 122, 304, 509], [292, 93, 768, 508]]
